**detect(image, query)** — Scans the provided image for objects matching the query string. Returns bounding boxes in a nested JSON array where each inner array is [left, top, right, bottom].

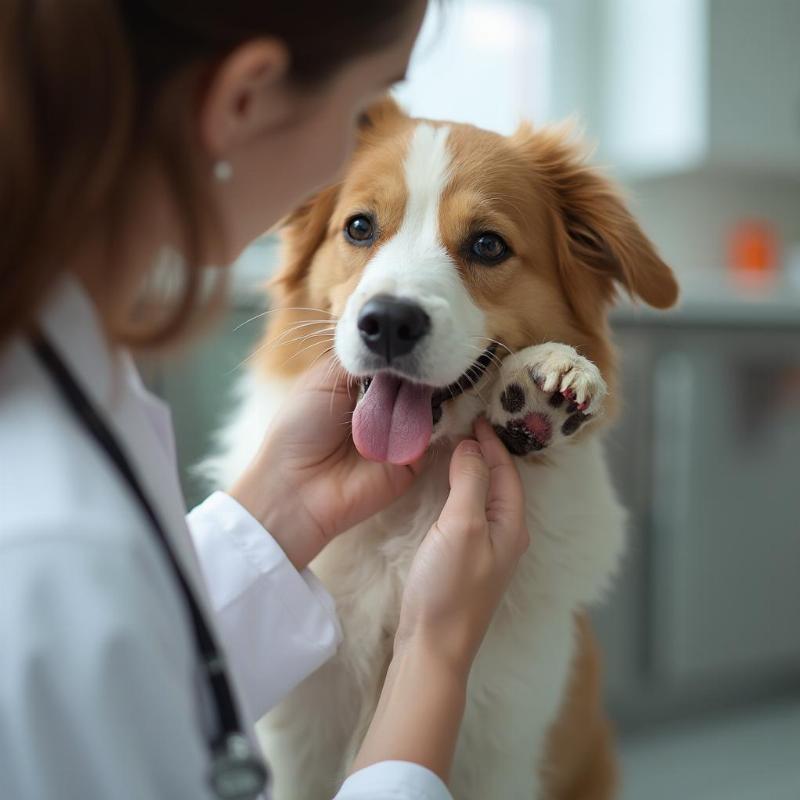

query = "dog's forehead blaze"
[[310, 122, 449, 302]]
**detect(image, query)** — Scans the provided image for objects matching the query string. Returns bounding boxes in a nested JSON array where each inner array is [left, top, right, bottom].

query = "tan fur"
[[544, 615, 619, 800], [250, 97, 677, 798]]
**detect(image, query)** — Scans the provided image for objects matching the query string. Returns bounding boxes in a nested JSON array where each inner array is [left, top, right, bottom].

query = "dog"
[[203, 97, 678, 799]]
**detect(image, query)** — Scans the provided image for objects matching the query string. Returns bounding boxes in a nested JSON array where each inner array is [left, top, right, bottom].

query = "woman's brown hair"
[[0, 0, 414, 350]]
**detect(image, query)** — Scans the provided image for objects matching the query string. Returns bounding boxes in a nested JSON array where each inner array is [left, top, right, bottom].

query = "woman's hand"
[[395, 416, 530, 671], [350, 417, 529, 781], [230, 359, 424, 570]]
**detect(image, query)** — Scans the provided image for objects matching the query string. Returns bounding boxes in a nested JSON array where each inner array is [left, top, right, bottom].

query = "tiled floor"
[[619, 700, 800, 800]]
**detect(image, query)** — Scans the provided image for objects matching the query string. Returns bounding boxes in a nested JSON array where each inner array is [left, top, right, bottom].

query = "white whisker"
[[274, 327, 336, 344], [471, 335, 514, 358], [241, 331, 334, 365], [233, 306, 336, 332], [280, 341, 335, 369], [264, 327, 335, 350], [267, 320, 337, 345], [329, 370, 344, 415], [304, 346, 337, 374], [465, 343, 503, 373], [322, 356, 339, 388], [227, 331, 332, 375]]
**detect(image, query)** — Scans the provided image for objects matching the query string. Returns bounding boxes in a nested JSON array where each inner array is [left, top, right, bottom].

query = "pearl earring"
[[213, 160, 233, 183]]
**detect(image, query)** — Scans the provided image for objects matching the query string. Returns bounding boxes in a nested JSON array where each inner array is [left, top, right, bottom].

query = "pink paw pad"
[[523, 412, 552, 445]]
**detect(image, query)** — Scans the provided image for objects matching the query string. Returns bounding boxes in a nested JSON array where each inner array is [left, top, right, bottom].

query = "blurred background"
[[144, 1, 800, 797]]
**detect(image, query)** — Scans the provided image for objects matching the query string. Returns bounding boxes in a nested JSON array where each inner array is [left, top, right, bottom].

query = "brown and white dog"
[[203, 98, 678, 799]]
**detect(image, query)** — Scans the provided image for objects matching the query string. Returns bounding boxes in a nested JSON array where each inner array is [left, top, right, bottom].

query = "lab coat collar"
[[38, 275, 176, 463], [38, 275, 120, 413]]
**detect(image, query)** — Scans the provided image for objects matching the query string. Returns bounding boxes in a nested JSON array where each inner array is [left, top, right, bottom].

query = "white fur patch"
[[335, 123, 486, 387], [195, 373, 293, 491]]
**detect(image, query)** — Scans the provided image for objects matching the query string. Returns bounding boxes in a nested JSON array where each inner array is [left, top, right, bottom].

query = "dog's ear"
[[514, 123, 678, 323], [260, 185, 341, 376], [357, 94, 407, 134], [270, 184, 340, 294]]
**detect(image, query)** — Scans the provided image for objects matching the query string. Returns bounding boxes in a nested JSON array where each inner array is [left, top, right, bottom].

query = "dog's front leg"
[[486, 343, 607, 457], [450, 598, 579, 800]]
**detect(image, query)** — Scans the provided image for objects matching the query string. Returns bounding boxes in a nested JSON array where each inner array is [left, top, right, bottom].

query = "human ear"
[[198, 39, 291, 161]]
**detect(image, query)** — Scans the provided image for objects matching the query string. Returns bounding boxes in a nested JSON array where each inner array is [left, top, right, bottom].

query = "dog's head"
[[260, 98, 678, 463]]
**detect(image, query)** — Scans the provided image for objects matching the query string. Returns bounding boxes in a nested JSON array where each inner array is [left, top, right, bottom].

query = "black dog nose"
[[357, 294, 431, 362]]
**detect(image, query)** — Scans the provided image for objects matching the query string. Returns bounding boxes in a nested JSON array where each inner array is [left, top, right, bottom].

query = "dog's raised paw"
[[488, 343, 607, 456]]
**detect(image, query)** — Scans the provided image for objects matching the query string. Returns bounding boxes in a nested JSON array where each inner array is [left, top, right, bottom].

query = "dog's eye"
[[344, 214, 375, 246], [471, 233, 509, 264]]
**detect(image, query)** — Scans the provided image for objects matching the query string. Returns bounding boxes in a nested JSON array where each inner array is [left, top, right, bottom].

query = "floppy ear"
[[270, 183, 340, 295], [515, 123, 679, 323], [357, 93, 407, 133], [256, 185, 340, 376]]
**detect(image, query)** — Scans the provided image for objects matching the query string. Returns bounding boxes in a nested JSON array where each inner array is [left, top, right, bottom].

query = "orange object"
[[727, 219, 779, 286]]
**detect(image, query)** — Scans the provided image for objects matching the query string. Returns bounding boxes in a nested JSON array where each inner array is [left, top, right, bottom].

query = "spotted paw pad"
[[488, 343, 606, 457]]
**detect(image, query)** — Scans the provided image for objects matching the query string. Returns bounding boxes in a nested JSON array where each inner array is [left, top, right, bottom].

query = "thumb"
[[439, 439, 490, 530], [474, 416, 528, 555]]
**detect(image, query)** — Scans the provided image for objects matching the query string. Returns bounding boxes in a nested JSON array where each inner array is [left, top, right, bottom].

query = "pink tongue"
[[352, 373, 434, 464]]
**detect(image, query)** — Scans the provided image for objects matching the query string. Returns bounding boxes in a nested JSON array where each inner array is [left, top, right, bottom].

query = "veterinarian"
[[0, 2, 530, 799]]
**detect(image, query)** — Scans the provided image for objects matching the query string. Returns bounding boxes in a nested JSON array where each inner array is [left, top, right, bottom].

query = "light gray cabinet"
[[594, 316, 800, 727], [649, 336, 800, 682]]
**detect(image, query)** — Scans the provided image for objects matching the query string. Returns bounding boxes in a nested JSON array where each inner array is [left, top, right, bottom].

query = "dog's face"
[[262, 99, 678, 463]]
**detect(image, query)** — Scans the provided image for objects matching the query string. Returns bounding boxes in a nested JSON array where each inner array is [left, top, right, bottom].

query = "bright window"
[[393, 0, 552, 135]]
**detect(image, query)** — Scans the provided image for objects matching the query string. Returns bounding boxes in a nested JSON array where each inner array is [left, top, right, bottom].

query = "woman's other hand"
[[396, 416, 530, 670], [350, 418, 529, 780], [230, 359, 424, 570]]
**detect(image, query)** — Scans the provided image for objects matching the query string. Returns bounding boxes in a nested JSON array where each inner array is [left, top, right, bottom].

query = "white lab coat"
[[0, 278, 451, 800]]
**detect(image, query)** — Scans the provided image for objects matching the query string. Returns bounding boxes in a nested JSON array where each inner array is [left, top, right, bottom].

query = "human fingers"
[[437, 439, 490, 535], [474, 417, 529, 556]]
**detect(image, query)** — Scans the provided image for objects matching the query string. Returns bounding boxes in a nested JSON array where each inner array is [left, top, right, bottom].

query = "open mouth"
[[352, 345, 497, 465]]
